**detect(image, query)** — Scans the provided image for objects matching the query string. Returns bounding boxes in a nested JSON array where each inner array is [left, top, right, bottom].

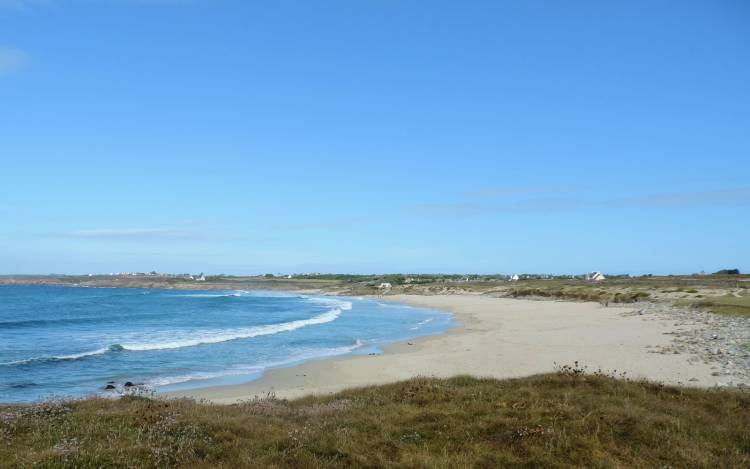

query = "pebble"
[[623, 303, 750, 387]]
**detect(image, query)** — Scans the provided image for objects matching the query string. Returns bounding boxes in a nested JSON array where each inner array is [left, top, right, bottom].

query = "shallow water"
[[0, 286, 453, 403]]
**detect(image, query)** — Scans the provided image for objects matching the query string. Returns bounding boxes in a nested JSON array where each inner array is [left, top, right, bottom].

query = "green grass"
[[2, 373, 749, 468], [684, 295, 750, 318]]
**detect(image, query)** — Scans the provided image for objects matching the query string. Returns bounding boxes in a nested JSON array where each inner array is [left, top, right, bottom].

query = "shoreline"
[[165, 294, 723, 403]]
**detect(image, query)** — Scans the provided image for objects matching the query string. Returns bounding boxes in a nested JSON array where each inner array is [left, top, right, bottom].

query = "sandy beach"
[[165, 294, 721, 403]]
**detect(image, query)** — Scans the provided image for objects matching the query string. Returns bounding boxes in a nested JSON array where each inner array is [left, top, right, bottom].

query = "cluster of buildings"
[[377, 271, 608, 289], [506, 272, 607, 282]]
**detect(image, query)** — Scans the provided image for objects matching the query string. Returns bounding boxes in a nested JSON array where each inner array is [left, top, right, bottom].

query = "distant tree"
[[264, 273, 275, 278], [714, 269, 740, 275]]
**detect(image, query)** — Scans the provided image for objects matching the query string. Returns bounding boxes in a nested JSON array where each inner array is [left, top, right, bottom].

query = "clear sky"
[[1, 1, 748, 275]]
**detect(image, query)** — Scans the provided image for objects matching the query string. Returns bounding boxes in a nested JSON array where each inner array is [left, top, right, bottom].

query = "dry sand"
[[165, 294, 718, 403]]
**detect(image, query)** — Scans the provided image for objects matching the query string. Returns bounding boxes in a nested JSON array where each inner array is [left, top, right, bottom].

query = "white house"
[[510, 274, 520, 282], [196, 274, 206, 281], [379, 282, 392, 290], [589, 272, 606, 282]]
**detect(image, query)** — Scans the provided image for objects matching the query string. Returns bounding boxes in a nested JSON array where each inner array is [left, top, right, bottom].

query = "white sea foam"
[[118, 300, 352, 352], [170, 293, 240, 298], [149, 339, 364, 387]]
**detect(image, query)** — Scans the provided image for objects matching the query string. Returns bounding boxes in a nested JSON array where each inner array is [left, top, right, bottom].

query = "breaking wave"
[[119, 301, 351, 351], [170, 292, 242, 298], [0, 345, 119, 366], [0, 300, 352, 366]]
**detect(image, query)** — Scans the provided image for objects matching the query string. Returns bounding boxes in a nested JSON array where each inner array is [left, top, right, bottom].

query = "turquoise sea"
[[0, 286, 453, 403]]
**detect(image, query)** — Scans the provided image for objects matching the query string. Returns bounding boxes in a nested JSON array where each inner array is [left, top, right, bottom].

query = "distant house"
[[379, 282, 392, 290], [588, 272, 606, 282], [510, 274, 520, 282]]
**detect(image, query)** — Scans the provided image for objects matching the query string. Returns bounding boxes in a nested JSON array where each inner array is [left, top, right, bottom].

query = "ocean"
[[0, 285, 453, 403]]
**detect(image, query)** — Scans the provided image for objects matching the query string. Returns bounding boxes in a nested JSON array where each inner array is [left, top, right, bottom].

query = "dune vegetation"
[[504, 286, 650, 304], [684, 295, 750, 318], [2, 369, 749, 468]]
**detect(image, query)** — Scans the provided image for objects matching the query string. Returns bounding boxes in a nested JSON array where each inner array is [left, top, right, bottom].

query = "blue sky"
[[1, 0, 748, 275]]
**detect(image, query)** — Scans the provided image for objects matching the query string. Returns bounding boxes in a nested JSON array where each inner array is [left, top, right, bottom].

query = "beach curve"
[[164, 294, 720, 403]]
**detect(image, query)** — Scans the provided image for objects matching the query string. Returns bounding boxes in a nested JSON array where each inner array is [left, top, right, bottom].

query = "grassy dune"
[[2, 372, 749, 468], [505, 286, 650, 303], [684, 295, 750, 318]]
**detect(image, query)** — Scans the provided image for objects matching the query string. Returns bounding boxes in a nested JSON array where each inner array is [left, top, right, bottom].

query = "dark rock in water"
[[124, 381, 135, 387], [107, 381, 115, 384], [104, 384, 116, 390]]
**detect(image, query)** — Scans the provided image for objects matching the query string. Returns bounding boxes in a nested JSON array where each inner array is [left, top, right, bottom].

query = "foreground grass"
[[683, 295, 750, 318], [1, 374, 749, 468]]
